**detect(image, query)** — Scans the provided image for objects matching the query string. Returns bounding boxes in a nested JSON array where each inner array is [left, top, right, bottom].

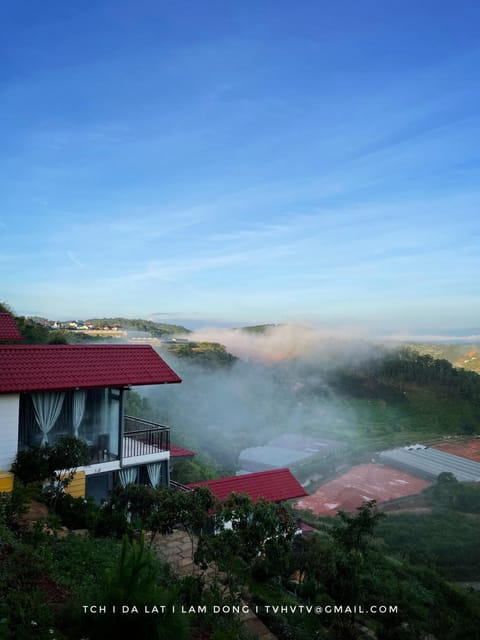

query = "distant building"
[[238, 435, 346, 474], [379, 446, 480, 482], [160, 337, 190, 344]]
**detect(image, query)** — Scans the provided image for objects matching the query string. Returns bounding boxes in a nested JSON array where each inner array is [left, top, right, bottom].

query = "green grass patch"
[[377, 511, 480, 581]]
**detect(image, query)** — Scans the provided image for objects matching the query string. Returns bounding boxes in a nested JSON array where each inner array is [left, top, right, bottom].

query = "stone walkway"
[[153, 529, 277, 640]]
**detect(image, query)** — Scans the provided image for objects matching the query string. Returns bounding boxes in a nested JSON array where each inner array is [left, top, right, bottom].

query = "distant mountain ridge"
[[237, 324, 279, 333], [414, 328, 480, 337], [86, 317, 191, 337], [401, 342, 480, 373]]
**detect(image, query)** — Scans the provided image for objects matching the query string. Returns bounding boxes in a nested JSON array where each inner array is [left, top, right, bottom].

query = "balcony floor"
[[122, 435, 168, 457]]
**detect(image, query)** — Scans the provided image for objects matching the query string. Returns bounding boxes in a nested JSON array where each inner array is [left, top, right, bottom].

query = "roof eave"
[[1, 377, 182, 395]]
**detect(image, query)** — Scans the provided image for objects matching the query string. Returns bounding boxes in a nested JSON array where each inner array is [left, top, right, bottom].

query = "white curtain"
[[73, 390, 86, 437], [147, 462, 162, 488], [32, 392, 65, 446], [119, 466, 138, 487]]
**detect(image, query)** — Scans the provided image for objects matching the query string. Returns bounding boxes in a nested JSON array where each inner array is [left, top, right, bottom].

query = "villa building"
[[0, 340, 181, 500]]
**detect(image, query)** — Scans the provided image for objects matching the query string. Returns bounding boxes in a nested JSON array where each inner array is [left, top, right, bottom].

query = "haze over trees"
[[3, 300, 480, 637]]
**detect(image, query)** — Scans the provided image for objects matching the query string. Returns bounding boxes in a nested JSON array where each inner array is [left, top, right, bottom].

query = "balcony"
[[122, 415, 170, 460]]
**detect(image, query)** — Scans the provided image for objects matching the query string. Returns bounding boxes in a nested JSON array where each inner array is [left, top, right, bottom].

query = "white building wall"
[[122, 450, 170, 467], [0, 394, 20, 471]]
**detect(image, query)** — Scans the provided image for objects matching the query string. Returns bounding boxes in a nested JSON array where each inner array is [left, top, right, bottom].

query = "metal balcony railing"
[[169, 480, 192, 492], [123, 415, 170, 458]]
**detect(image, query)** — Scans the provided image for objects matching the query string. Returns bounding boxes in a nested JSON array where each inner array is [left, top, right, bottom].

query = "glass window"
[[19, 388, 122, 462]]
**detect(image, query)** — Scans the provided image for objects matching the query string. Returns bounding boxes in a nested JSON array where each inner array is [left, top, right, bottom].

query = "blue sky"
[[1, 1, 479, 331]]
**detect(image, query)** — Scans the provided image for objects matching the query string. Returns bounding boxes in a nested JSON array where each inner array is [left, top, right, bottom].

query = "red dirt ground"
[[294, 463, 431, 516], [433, 439, 480, 462]]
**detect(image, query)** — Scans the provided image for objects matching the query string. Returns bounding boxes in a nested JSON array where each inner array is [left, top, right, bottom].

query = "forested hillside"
[[326, 347, 480, 445], [164, 341, 238, 368], [86, 317, 190, 337], [329, 346, 480, 403], [239, 324, 278, 333], [0, 301, 67, 344], [0, 303, 190, 343], [402, 341, 480, 373]]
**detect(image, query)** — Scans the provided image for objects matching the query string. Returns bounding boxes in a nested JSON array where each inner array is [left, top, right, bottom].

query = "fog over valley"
[[128, 322, 480, 486], [137, 325, 389, 473]]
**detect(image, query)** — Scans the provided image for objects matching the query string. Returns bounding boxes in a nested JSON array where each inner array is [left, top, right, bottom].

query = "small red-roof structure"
[[0, 344, 181, 393], [297, 520, 316, 533], [0, 313, 23, 343], [187, 468, 307, 503], [170, 444, 196, 458]]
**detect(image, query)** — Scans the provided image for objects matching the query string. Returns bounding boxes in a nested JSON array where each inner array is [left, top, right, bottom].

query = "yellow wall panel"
[[65, 471, 86, 498], [0, 471, 14, 493]]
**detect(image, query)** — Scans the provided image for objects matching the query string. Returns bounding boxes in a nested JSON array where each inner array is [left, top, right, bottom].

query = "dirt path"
[[153, 529, 277, 640]]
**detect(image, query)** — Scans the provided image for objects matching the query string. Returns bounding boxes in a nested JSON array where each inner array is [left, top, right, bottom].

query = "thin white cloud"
[[120, 241, 298, 283], [66, 251, 85, 268]]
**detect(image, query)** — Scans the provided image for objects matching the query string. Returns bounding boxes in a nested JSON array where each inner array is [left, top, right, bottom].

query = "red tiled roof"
[[170, 444, 196, 458], [0, 313, 23, 342], [0, 344, 181, 393], [187, 468, 308, 503]]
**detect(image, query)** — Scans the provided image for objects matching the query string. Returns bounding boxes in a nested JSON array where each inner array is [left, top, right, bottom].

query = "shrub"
[[47, 436, 91, 477], [52, 493, 99, 530], [11, 437, 91, 492], [0, 484, 31, 533], [89, 503, 131, 539], [10, 448, 49, 485]]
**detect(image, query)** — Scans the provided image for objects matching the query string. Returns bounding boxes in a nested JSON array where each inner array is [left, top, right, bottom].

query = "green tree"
[[11, 436, 90, 496], [330, 499, 384, 552], [107, 485, 215, 549], [180, 487, 217, 561], [436, 471, 457, 485], [195, 494, 297, 594], [319, 501, 385, 635], [83, 534, 189, 640]]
